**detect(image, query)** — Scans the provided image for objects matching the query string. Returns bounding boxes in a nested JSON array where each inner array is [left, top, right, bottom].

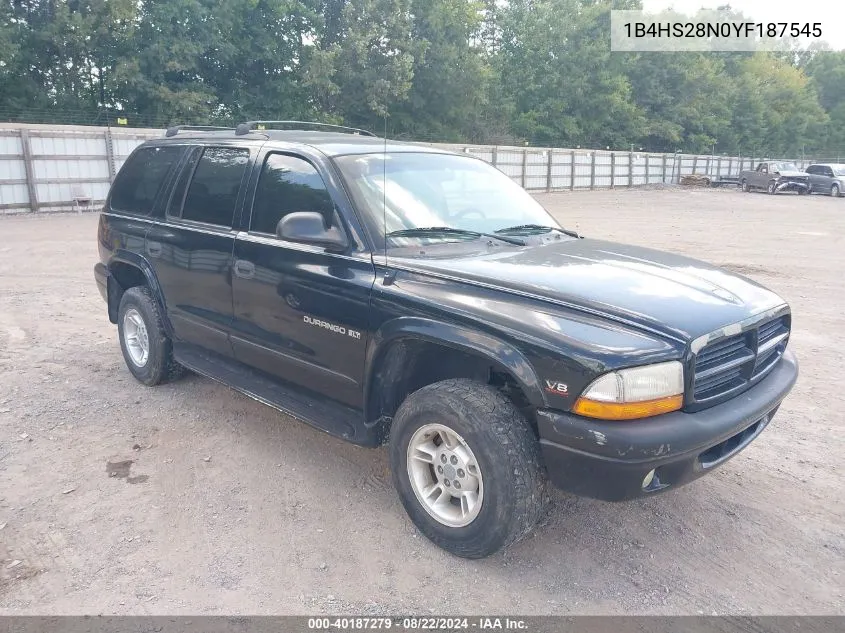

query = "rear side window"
[[180, 147, 250, 227], [110, 146, 184, 215], [249, 154, 334, 235]]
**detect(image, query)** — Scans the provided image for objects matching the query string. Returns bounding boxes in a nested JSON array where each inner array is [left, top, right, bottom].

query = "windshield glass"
[[334, 152, 559, 247], [834, 166, 845, 176], [771, 162, 799, 172]]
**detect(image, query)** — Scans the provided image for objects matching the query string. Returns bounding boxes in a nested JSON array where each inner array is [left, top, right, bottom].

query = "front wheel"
[[832, 183, 841, 198], [389, 379, 547, 559], [767, 181, 777, 194]]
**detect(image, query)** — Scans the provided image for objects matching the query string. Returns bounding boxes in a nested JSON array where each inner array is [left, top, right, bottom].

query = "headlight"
[[572, 361, 684, 421]]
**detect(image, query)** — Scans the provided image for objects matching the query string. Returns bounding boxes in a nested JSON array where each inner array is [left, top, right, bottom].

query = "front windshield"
[[335, 152, 560, 247], [772, 162, 799, 172], [834, 166, 845, 176]]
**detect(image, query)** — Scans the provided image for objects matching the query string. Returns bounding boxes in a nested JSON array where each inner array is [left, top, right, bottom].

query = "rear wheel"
[[832, 183, 841, 197], [767, 181, 777, 194], [117, 286, 184, 386], [389, 378, 547, 559], [741, 179, 749, 193]]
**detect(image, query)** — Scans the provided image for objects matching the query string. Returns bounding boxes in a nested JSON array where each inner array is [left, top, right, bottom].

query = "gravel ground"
[[0, 187, 842, 615]]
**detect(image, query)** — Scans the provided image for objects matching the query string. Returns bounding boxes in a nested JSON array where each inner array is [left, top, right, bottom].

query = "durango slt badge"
[[303, 315, 362, 339]]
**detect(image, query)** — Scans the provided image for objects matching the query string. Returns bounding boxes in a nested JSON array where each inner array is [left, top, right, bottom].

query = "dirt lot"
[[0, 187, 842, 615]]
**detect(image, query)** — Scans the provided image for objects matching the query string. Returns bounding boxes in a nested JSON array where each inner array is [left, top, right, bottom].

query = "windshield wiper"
[[494, 224, 582, 239], [386, 226, 525, 246]]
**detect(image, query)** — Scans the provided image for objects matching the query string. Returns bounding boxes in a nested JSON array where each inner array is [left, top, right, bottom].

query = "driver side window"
[[758, 164, 768, 173], [249, 154, 335, 235]]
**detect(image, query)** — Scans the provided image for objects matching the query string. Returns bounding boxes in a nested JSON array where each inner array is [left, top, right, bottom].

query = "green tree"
[[804, 51, 845, 155], [628, 53, 732, 153], [731, 53, 827, 156], [390, 0, 493, 142], [496, 0, 645, 147], [0, 0, 135, 120], [306, 0, 421, 129]]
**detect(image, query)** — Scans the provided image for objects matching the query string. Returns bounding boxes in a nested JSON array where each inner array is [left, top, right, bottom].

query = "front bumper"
[[775, 179, 809, 193], [537, 350, 798, 501]]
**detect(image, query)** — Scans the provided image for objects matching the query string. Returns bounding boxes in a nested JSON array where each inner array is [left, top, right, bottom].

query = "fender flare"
[[106, 250, 172, 335], [364, 316, 547, 420]]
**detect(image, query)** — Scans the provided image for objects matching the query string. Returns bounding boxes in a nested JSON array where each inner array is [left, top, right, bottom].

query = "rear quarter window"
[[109, 145, 184, 215]]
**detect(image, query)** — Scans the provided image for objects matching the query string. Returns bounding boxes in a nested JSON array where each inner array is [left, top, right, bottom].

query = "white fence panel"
[[549, 152, 572, 189], [572, 152, 593, 188], [0, 123, 823, 213], [593, 153, 611, 188]]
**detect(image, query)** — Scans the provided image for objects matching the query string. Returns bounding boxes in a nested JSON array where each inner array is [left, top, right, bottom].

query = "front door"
[[818, 166, 834, 193], [146, 145, 252, 356], [807, 165, 824, 192], [230, 152, 375, 408]]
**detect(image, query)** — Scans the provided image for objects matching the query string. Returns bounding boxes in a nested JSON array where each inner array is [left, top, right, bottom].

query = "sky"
[[641, 0, 845, 51]]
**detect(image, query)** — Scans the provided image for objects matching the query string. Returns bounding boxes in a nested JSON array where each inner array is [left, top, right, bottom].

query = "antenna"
[[383, 114, 389, 273]]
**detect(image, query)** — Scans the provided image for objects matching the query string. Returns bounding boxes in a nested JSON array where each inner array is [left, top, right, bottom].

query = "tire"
[[389, 378, 547, 559], [741, 179, 749, 193], [767, 181, 777, 194], [832, 183, 840, 198], [117, 286, 185, 386]]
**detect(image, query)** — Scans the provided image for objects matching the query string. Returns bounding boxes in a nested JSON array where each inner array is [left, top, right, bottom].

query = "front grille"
[[692, 314, 790, 405]]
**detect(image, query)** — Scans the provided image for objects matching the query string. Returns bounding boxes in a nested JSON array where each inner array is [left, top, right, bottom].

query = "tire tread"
[[390, 378, 547, 558]]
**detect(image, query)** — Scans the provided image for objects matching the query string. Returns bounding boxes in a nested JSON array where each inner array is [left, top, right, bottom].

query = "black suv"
[[94, 121, 798, 558]]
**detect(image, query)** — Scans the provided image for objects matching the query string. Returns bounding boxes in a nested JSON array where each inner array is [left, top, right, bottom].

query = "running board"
[[173, 343, 368, 445]]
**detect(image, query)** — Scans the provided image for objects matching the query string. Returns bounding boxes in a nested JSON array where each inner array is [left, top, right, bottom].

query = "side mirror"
[[277, 211, 348, 251]]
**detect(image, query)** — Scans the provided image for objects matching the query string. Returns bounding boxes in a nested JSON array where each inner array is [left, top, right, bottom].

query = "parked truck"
[[739, 161, 810, 194]]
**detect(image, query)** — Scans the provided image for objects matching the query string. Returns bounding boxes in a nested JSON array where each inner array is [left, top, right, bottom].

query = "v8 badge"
[[544, 380, 569, 396]]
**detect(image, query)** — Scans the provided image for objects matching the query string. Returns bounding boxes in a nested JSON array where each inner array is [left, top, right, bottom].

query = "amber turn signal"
[[572, 394, 683, 421]]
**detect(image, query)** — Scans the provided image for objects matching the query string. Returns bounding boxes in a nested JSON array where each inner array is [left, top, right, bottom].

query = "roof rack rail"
[[164, 125, 235, 138], [234, 120, 377, 137]]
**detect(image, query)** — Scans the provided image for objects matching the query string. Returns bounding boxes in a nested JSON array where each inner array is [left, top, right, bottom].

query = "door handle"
[[234, 259, 255, 279], [146, 241, 163, 257]]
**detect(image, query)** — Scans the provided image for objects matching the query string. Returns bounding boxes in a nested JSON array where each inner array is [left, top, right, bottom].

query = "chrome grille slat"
[[694, 349, 755, 380], [758, 331, 788, 355], [692, 315, 789, 404]]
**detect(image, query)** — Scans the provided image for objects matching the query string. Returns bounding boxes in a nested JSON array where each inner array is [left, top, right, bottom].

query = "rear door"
[[230, 151, 376, 408], [145, 144, 254, 356]]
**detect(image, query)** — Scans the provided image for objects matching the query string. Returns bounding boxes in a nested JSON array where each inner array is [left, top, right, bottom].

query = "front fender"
[[365, 316, 547, 410]]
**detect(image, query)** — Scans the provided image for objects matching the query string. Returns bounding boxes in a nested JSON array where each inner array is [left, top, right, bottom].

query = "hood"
[[774, 170, 807, 178], [393, 238, 786, 342]]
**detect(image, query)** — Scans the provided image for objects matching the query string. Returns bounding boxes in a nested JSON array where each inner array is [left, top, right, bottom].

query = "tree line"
[[2, 0, 844, 157]]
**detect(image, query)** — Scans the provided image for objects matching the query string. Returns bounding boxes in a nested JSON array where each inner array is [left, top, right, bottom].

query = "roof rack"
[[164, 125, 235, 138], [234, 120, 377, 137]]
